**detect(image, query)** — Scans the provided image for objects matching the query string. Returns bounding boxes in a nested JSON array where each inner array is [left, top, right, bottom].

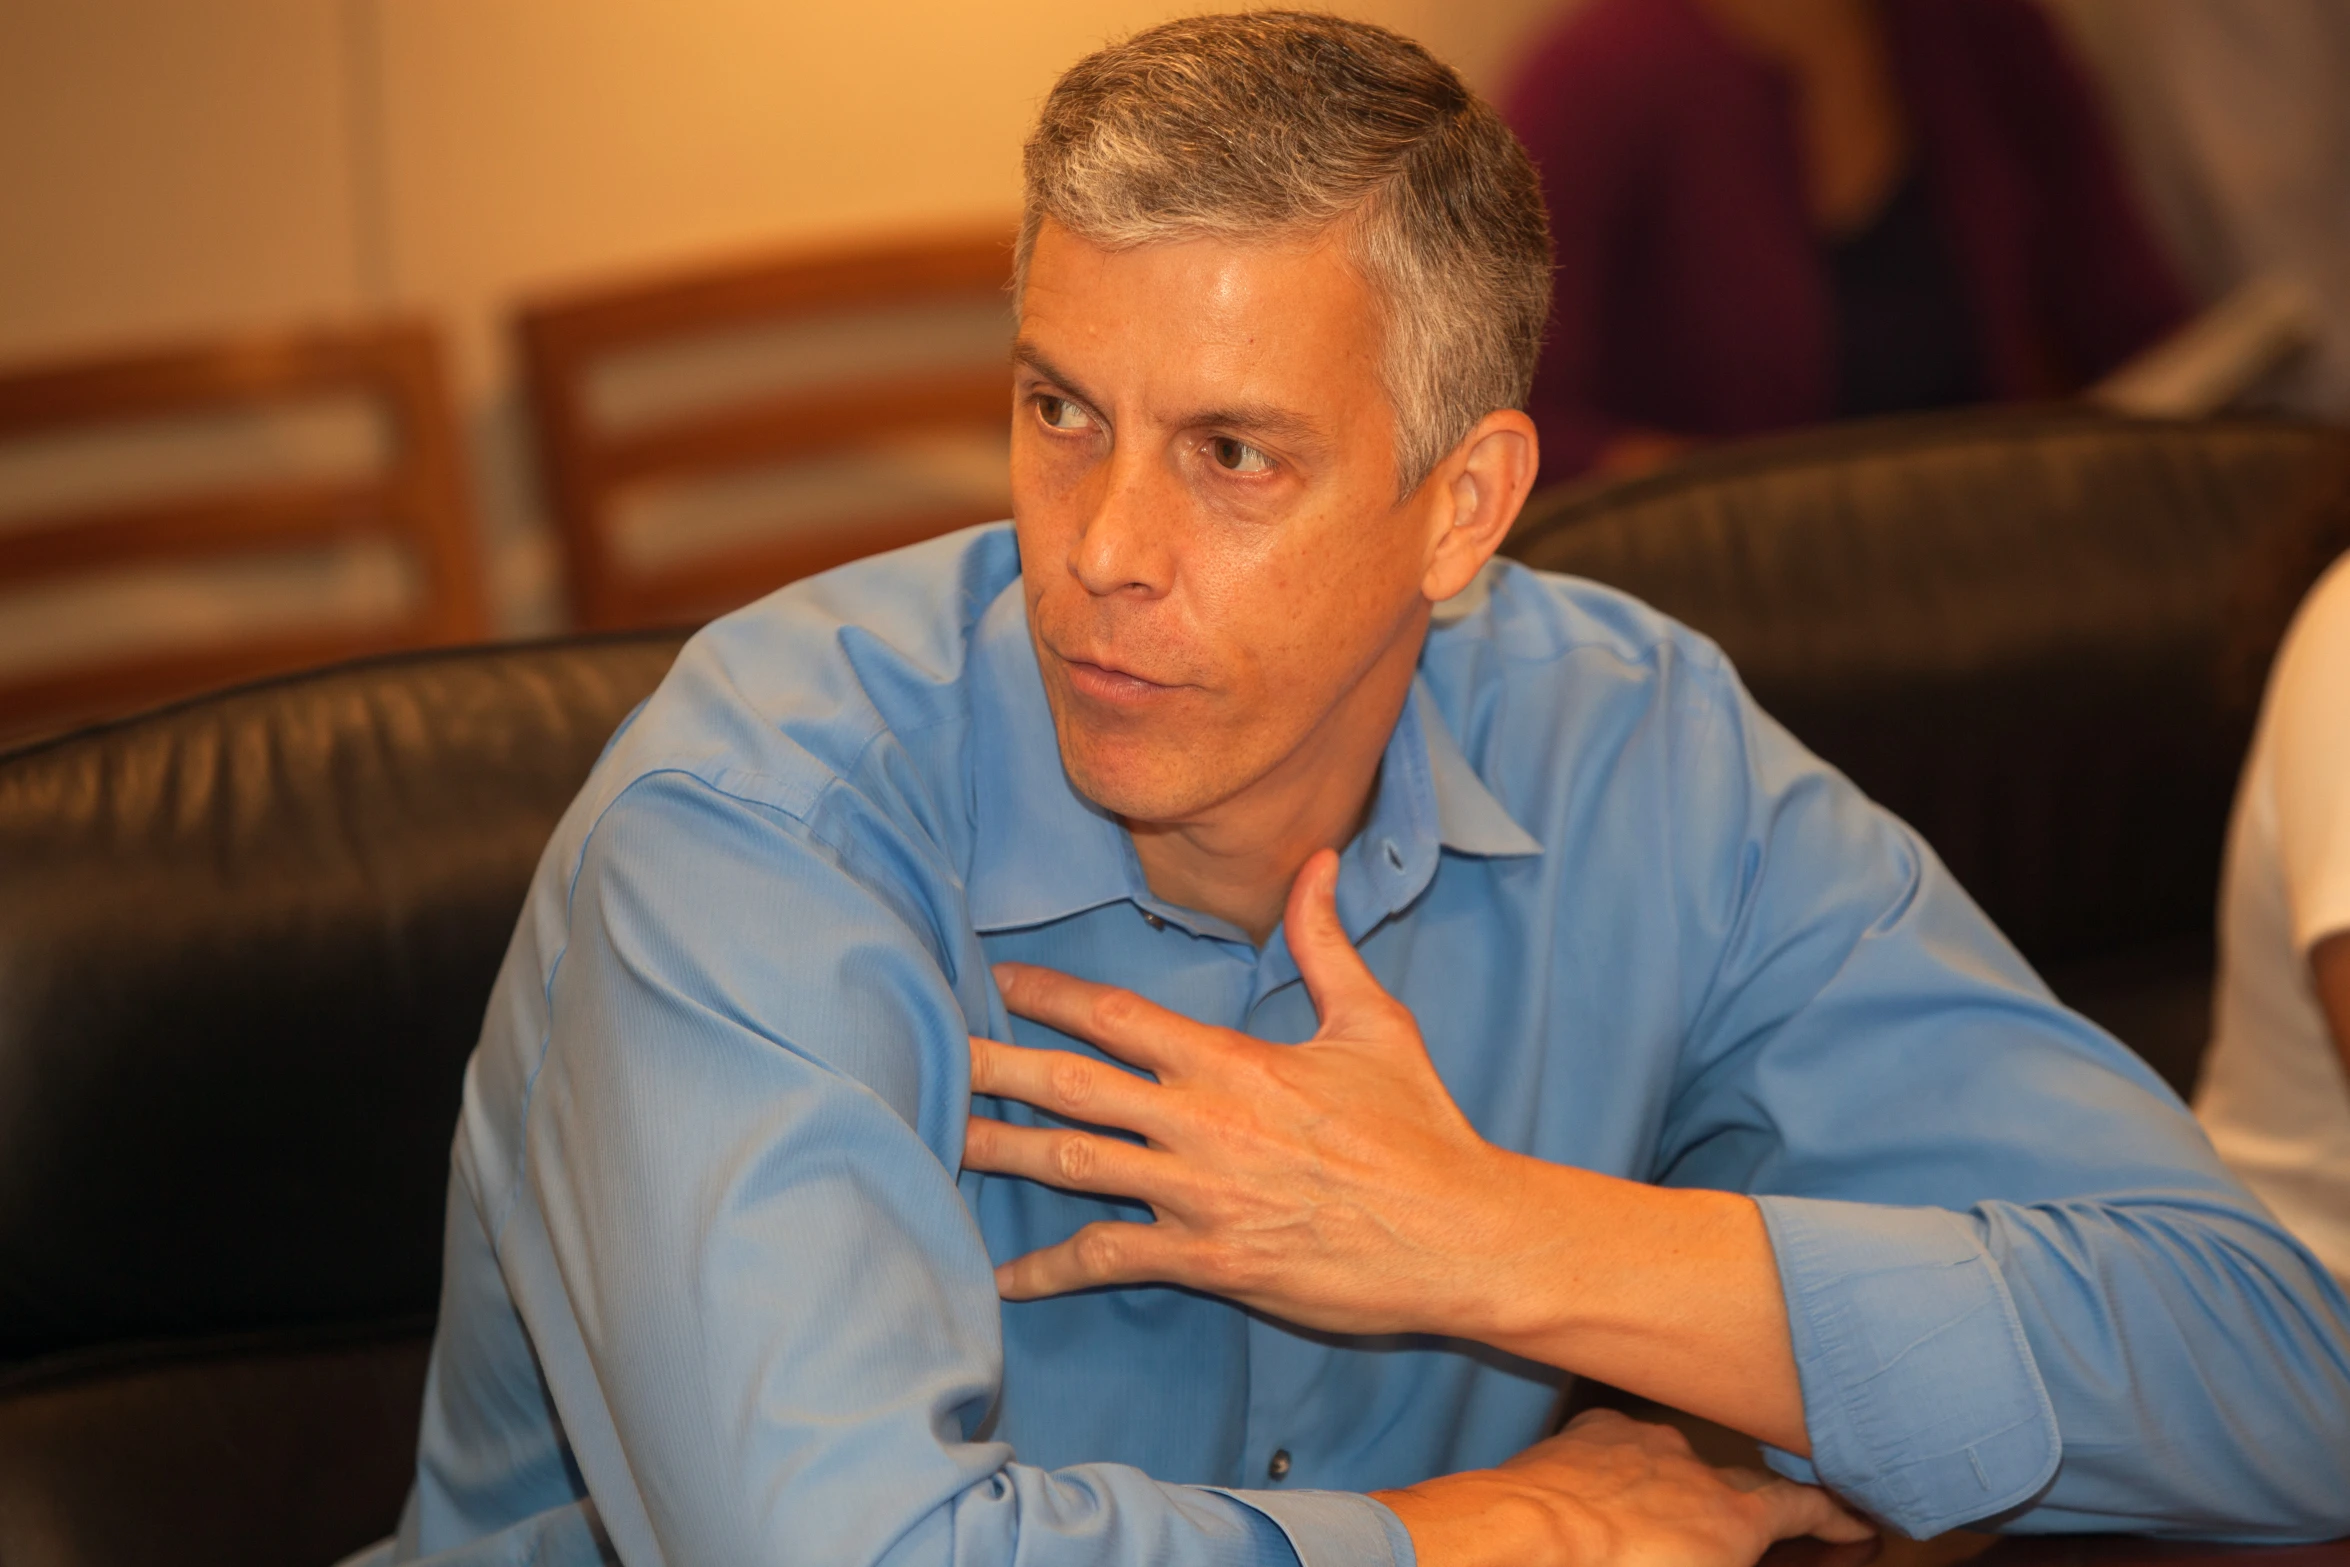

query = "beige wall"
[[0, 2, 370, 357], [0, 0, 1566, 631]]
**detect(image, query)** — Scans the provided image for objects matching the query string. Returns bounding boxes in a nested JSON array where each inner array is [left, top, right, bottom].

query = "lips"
[[1041, 633, 1189, 706], [1059, 654, 1178, 704]]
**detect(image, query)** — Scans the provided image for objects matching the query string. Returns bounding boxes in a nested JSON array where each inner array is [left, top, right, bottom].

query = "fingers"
[[993, 964, 1208, 1074], [1750, 1475, 1878, 1545], [1548, 1414, 1876, 1548], [968, 1035, 1171, 1139], [1282, 849, 1393, 1031], [962, 1113, 1182, 1204], [994, 1220, 1190, 1299]]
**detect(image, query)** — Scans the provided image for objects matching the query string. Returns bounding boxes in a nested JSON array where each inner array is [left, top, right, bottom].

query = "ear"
[[1420, 409, 1539, 603]]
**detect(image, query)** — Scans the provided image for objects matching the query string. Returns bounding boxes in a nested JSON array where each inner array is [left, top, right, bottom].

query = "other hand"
[[1375, 1409, 1875, 1567]]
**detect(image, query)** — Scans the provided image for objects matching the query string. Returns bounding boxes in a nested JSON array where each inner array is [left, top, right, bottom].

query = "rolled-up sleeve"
[[1654, 657, 2350, 1541], [420, 768, 1405, 1567], [1751, 1198, 2057, 1534]]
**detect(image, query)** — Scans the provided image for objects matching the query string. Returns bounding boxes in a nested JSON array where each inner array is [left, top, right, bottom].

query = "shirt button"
[[1266, 1449, 1292, 1481], [1140, 910, 1165, 930]]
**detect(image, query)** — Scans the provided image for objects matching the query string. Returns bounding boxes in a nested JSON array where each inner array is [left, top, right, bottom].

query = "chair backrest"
[[518, 226, 1017, 631], [0, 631, 686, 1567], [1503, 408, 2348, 1091], [0, 321, 488, 745]]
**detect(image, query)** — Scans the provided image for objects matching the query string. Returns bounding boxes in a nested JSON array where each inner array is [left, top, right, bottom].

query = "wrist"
[[1437, 1151, 1625, 1350], [1372, 1475, 1583, 1567], [1454, 1174, 1811, 1454]]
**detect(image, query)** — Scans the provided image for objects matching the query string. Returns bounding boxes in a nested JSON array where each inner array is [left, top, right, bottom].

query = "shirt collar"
[[1415, 681, 1544, 861], [1325, 680, 1542, 942], [965, 580, 1540, 940]]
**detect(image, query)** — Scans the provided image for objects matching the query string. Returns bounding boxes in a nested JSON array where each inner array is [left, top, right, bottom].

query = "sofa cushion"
[[0, 633, 684, 1368]]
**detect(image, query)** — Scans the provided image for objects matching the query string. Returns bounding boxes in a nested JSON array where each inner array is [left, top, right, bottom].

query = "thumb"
[[1285, 849, 1389, 1031]]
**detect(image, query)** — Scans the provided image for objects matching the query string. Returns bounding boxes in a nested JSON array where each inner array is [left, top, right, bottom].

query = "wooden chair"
[[0, 321, 487, 744], [517, 226, 1017, 631]]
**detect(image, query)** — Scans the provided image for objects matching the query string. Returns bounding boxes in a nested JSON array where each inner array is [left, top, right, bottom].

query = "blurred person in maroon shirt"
[[1504, 0, 2191, 482]]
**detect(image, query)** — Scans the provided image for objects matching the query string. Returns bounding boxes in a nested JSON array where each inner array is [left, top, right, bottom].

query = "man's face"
[[1011, 219, 1446, 827]]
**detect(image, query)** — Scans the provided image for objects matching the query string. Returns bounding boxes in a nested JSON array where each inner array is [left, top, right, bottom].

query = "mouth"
[[1047, 642, 1185, 706]]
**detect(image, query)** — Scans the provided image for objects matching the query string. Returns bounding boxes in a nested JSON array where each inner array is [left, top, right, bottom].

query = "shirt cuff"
[[1753, 1195, 2061, 1538], [1206, 1488, 1415, 1567]]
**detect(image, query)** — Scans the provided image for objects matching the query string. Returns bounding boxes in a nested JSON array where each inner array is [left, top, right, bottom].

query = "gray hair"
[[1017, 11, 1554, 496]]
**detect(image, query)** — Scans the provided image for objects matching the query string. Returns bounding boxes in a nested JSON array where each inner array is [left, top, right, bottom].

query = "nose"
[[1068, 441, 1173, 600]]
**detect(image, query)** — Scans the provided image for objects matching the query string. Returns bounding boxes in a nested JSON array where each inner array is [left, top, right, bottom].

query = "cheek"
[[1229, 507, 1412, 641], [1009, 417, 1099, 501], [1176, 533, 1290, 663], [1007, 428, 1055, 507], [1010, 434, 1083, 555], [1180, 546, 1357, 710]]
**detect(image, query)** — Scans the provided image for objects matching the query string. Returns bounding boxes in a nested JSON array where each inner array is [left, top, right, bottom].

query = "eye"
[[1208, 436, 1272, 474], [1035, 394, 1094, 432]]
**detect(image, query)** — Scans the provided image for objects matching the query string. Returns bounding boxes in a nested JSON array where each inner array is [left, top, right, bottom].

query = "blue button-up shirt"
[[394, 526, 2350, 1567]]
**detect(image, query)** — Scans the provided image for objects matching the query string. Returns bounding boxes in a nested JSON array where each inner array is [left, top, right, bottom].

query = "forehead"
[[1015, 220, 1388, 421]]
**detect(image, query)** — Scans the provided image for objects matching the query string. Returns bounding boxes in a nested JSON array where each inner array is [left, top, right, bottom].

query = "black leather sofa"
[[1508, 406, 2343, 1094], [1, 409, 2341, 1567], [0, 633, 687, 1567]]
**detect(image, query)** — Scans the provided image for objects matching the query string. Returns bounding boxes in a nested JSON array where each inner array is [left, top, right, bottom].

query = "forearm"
[[1446, 1155, 1809, 1455], [535, 800, 1406, 1565]]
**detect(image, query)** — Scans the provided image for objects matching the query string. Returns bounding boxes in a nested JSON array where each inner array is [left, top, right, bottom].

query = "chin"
[[1054, 724, 1227, 826]]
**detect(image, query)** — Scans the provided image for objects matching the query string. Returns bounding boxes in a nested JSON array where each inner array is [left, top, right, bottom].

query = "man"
[[388, 14, 2350, 1566]]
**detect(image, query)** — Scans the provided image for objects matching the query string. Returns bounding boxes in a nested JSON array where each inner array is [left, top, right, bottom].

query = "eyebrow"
[[1181, 401, 1328, 446], [1011, 343, 1100, 411], [1012, 341, 1330, 447]]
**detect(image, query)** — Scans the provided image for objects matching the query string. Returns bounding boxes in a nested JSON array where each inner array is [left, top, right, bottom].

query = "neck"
[[1128, 611, 1427, 945]]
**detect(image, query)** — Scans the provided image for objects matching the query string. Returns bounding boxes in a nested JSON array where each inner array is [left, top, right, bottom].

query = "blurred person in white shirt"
[[2199, 452, 2350, 1284]]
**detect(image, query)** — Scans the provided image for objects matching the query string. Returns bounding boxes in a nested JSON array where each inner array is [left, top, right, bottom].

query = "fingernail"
[[992, 963, 1015, 993]]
